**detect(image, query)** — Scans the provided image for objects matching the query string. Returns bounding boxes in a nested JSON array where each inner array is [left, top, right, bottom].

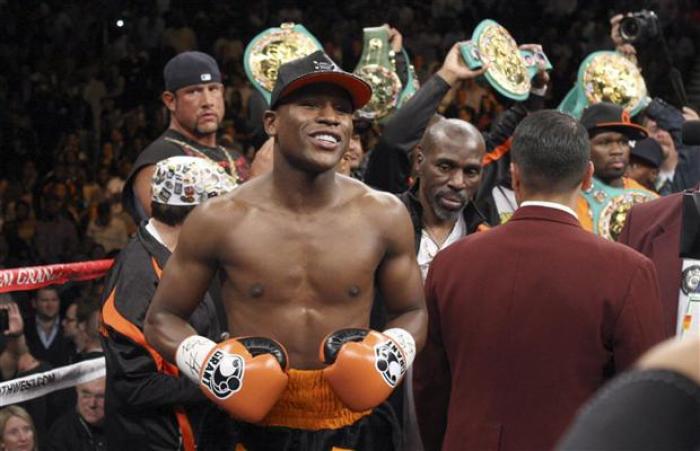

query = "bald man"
[[399, 117, 487, 280], [393, 117, 486, 451]]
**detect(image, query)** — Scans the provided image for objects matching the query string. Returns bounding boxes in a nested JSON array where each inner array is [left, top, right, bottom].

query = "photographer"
[[611, 13, 700, 193], [611, 9, 692, 108]]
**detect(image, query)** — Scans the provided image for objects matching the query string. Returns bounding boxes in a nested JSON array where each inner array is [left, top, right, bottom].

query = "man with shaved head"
[[400, 117, 487, 280], [391, 117, 486, 451]]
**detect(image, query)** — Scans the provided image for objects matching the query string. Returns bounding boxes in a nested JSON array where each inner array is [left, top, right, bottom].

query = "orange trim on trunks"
[[259, 369, 371, 430]]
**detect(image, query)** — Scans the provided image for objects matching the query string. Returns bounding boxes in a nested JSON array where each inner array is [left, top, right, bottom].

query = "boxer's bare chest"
[[218, 203, 385, 305]]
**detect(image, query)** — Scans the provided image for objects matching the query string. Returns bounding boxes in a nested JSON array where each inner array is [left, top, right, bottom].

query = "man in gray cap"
[[123, 51, 249, 224]]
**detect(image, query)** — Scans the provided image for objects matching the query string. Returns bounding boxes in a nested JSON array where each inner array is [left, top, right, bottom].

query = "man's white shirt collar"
[[520, 201, 578, 220]]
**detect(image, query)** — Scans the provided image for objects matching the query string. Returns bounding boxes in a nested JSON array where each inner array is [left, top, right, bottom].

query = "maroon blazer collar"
[[509, 205, 582, 228]]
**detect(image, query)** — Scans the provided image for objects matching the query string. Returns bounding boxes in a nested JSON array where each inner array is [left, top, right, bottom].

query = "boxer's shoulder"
[[339, 175, 405, 213]]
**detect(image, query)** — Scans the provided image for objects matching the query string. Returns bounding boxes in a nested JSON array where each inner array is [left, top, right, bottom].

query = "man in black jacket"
[[47, 377, 106, 451], [101, 156, 237, 451], [123, 51, 248, 223], [24, 287, 75, 368]]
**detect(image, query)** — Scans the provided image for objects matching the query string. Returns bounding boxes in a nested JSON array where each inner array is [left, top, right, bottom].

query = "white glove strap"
[[383, 328, 416, 369], [175, 335, 216, 383]]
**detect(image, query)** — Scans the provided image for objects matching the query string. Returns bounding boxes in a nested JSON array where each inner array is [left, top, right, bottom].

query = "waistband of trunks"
[[259, 368, 372, 430]]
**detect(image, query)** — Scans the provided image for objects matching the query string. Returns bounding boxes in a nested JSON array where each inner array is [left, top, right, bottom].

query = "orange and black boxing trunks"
[[202, 369, 402, 451]]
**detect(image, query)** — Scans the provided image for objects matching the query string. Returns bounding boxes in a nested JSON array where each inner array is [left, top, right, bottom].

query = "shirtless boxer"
[[144, 51, 427, 450]]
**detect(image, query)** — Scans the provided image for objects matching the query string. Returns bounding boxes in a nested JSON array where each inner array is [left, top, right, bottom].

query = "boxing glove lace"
[[176, 335, 289, 423], [320, 327, 416, 411]]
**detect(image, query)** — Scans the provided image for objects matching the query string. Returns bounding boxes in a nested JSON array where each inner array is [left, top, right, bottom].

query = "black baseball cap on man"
[[164, 51, 222, 92], [269, 50, 371, 110], [630, 138, 663, 168], [580, 102, 648, 141]]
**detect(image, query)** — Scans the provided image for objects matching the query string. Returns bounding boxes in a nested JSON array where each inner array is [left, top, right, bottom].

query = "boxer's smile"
[[309, 130, 341, 150]]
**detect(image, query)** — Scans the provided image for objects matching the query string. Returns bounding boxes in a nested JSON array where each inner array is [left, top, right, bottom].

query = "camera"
[[619, 10, 659, 44]]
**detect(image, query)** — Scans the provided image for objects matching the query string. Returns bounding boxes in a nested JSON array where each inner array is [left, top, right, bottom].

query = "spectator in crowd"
[[575, 102, 658, 237], [0, 294, 66, 448], [642, 100, 700, 194], [61, 302, 82, 356], [24, 287, 75, 368], [626, 138, 664, 192], [122, 51, 248, 223], [0, 296, 38, 382], [645, 111, 680, 194], [33, 187, 79, 265], [335, 124, 367, 178], [0, 405, 38, 451], [75, 301, 103, 359], [81, 166, 112, 211], [47, 377, 106, 451], [609, 14, 700, 194], [85, 201, 129, 254], [579, 105, 648, 191], [414, 110, 665, 451], [2, 200, 36, 267]]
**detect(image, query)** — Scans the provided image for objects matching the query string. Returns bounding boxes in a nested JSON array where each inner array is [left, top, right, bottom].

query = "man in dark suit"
[[618, 184, 700, 337], [413, 110, 665, 451], [24, 287, 75, 368]]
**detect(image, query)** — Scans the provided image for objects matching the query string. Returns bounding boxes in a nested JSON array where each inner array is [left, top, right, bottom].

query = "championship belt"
[[580, 177, 657, 241], [353, 27, 403, 120], [459, 19, 552, 101], [558, 51, 649, 119], [397, 49, 420, 108], [678, 192, 700, 337], [244, 23, 323, 104]]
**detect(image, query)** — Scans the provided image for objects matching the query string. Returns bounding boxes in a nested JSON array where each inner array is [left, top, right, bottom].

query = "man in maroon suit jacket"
[[413, 110, 665, 451], [618, 184, 700, 337]]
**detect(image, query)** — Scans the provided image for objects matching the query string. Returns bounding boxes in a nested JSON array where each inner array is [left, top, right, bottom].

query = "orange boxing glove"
[[320, 327, 416, 412], [176, 335, 288, 423]]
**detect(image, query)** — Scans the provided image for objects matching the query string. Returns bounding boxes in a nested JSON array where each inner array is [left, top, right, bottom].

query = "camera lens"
[[620, 17, 640, 42]]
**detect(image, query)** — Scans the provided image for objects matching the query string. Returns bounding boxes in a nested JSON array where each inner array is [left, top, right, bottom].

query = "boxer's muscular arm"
[[375, 194, 427, 351], [144, 200, 224, 362]]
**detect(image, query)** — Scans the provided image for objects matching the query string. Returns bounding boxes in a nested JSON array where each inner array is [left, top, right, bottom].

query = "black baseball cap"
[[580, 102, 648, 141], [269, 51, 371, 110], [164, 51, 222, 92], [630, 138, 663, 168]]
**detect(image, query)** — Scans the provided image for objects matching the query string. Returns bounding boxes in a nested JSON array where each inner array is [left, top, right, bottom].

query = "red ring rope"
[[0, 259, 114, 294]]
